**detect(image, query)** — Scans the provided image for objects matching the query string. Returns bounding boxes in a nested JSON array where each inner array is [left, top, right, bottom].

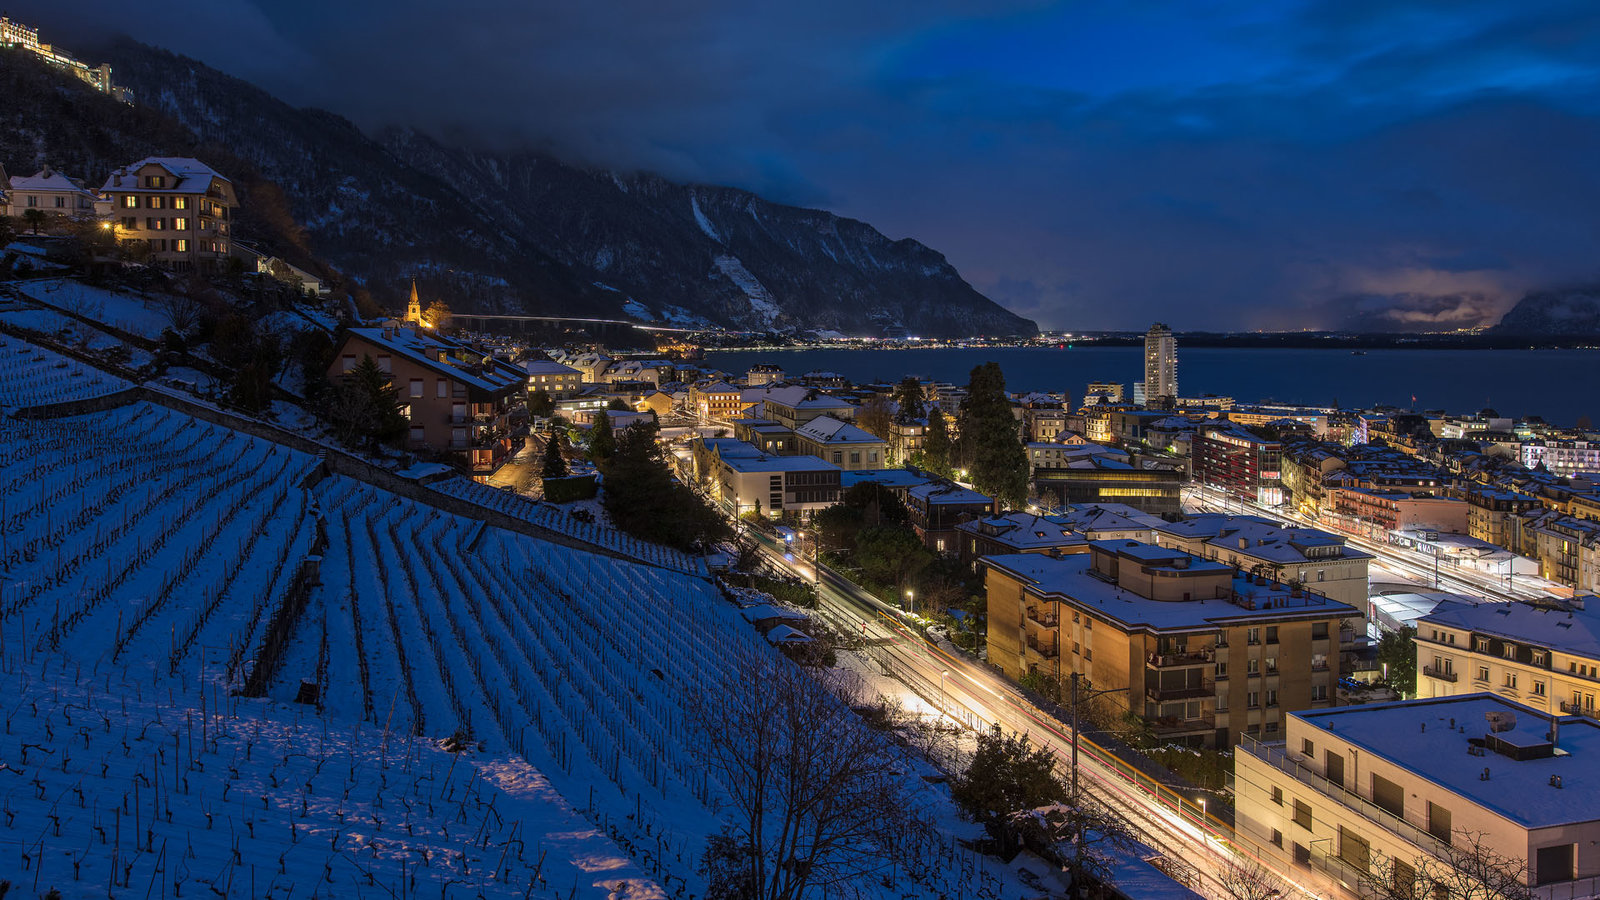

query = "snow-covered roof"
[[764, 623, 813, 644], [907, 482, 992, 506], [342, 326, 525, 395], [987, 550, 1358, 632], [1156, 514, 1371, 563], [1048, 503, 1167, 535], [955, 513, 1086, 551], [795, 415, 883, 445], [694, 380, 741, 394], [102, 157, 230, 194], [9, 169, 98, 197], [839, 469, 936, 491], [720, 452, 840, 475], [738, 604, 809, 624], [747, 384, 855, 410], [1294, 694, 1600, 829], [520, 360, 580, 376], [1421, 599, 1600, 660]]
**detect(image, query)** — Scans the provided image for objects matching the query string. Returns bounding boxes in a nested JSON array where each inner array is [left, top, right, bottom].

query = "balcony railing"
[[1146, 681, 1215, 702], [1240, 735, 1451, 859], [1026, 637, 1060, 659], [1422, 665, 1458, 683], [1146, 649, 1214, 668], [1024, 607, 1060, 628]]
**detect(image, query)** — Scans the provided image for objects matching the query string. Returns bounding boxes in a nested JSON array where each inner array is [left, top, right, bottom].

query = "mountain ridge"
[[30, 38, 1035, 338]]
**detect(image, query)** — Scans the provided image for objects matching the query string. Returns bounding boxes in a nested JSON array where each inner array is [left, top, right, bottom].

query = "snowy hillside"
[[0, 339, 1002, 898]]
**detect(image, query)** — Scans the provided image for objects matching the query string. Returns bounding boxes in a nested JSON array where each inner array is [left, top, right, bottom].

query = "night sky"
[[24, 0, 1600, 331]]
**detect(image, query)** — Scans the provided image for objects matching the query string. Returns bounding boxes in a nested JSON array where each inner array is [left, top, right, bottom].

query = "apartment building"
[[1154, 514, 1372, 614], [749, 385, 857, 430], [744, 364, 784, 386], [1523, 441, 1600, 479], [795, 415, 888, 471], [1193, 424, 1283, 506], [1466, 489, 1542, 548], [1236, 695, 1600, 900], [1032, 458, 1186, 515], [695, 439, 841, 518], [4, 167, 107, 224], [329, 325, 525, 476], [1328, 487, 1468, 536], [907, 482, 994, 555], [1416, 598, 1600, 716], [1084, 381, 1125, 404], [522, 360, 583, 400], [102, 158, 238, 270], [689, 380, 743, 424], [956, 512, 1087, 567], [985, 541, 1356, 747]]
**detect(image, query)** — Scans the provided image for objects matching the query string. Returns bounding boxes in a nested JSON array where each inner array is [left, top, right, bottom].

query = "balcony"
[[1560, 701, 1592, 715], [1026, 636, 1060, 659], [1146, 682, 1215, 702], [1024, 606, 1060, 628], [1149, 714, 1214, 736], [1146, 649, 1214, 668], [1422, 665, 1458, 683]]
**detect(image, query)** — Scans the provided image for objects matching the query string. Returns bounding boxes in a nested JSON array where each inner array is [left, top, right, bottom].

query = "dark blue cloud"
[[17, 0, 1600, 330]]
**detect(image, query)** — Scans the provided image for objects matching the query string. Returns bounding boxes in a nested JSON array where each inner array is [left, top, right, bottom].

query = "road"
[[747, 531, 1323, 900]]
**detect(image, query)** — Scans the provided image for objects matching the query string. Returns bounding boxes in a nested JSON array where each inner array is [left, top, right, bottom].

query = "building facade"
[[1194, 425, 1284, 507], [102, 158, 238, 271], [1143, 323, 1178, 408], [985, 541, 1355, 748]]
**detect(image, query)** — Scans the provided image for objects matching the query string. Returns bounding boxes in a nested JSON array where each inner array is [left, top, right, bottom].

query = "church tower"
[[404, 280, 423, 325]]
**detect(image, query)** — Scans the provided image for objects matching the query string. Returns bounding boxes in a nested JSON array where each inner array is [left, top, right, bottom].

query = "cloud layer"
[[20, 0, 1600, 330]]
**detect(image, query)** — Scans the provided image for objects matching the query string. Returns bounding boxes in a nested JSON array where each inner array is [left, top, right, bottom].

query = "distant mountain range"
[[0, 40, 1035, 338], [1492, 287, 1600, 336]]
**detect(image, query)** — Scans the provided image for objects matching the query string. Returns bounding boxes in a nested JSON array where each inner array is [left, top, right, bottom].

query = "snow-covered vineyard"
[[0, 355, 1005, 897]]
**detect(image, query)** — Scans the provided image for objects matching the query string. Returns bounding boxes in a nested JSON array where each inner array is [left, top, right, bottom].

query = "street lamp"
[[1198, 798, 1208, 838], [1069, 673, 1125, 796], [905, 589, 915, 616]]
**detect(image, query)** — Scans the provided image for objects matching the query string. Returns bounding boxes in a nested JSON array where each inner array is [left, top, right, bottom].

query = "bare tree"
[[1218, 854, 1285, 900], [155, 290, 204, 336], [1359, 831, 1534, 900], [689, 647, 910, 900]]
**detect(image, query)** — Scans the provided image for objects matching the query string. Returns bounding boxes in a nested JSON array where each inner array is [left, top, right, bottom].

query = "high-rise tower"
[[1143, 323, 1177, 408]]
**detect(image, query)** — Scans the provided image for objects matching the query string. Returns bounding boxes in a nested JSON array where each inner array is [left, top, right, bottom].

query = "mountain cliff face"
[[61, 40, 1033, 337], [1494, 287, 1600, 336]]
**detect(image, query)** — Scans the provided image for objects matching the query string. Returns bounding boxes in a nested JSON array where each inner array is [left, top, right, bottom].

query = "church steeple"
[[405, 280, 423, 325]]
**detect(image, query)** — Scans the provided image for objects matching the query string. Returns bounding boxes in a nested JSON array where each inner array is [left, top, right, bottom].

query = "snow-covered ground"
[[16, 279, 174, 339], [0, 362, 1022, 897], [0, 332, 130, 406]]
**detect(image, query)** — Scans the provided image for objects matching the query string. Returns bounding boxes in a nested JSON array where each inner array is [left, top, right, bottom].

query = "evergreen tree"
[[955, 362, 1028, 507], [951, 726, 1067, 849], [588, 411, 615, 466], [922, 409, 951, 476], [330, 354, 408, 451], [541, 435, 569, 479], [892, 377, 926, 423], [603, 422, 729, 550], [528, 387, 555, 418]]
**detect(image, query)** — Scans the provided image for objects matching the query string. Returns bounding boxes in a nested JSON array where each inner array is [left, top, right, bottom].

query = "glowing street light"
[[905, 588, 914, 616]]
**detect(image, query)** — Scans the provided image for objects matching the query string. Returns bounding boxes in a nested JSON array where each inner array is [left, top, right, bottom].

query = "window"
[[1248, 627, 1261, 645], [1312, 684, 1328, 701], [409, 426, 424, 443], [53, 196, 65, 208], [173, 196, 188, 210], [1272, 786, 1284, 805], [173, 218, 189, 231], [1426, 802, 1452, 844], [1265, 689, 1279, 708], [1339, 826, 1371, 872], [1503, 643, 1518, 660], [1265, 721, 1279, 734], [1292, 800, 1312, 830], [1476, 666, 1489, 682], [1271, 829, 1283, 849], [1247, 691, 1259, 709], [1312, 622, 1329, 640], [1266, 656, 1279, 674], [121, 195, 139, 208], [1504, 672, 1518, 690], [832, 452, 842, 464], [149, 196, 164, 209], [376, 355, 392, 374], [1216, 660, 1228, 678], [1533, 650, 1548, 666], [173, 239, 188, 252], [1267, 626, 1279, 644], [1534, 681, 1546, 696], [120, 216, 137, 230], [1476, 637, 1490, 652], [147, 217, 165, 230], [409, 378, 424, 398], [1302, 739, 1315, 756], [1247, 658, 1260, 676], [146, 175, 165, 188], [342, 354, 357, 373], [436, 379, 448, 399]]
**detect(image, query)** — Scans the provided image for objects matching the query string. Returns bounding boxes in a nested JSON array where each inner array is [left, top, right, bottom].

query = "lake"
[[702, 346, 1600, 427]]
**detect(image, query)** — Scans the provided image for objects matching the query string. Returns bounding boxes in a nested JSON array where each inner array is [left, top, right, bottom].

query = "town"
[[4, 10, 1600, 900]]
